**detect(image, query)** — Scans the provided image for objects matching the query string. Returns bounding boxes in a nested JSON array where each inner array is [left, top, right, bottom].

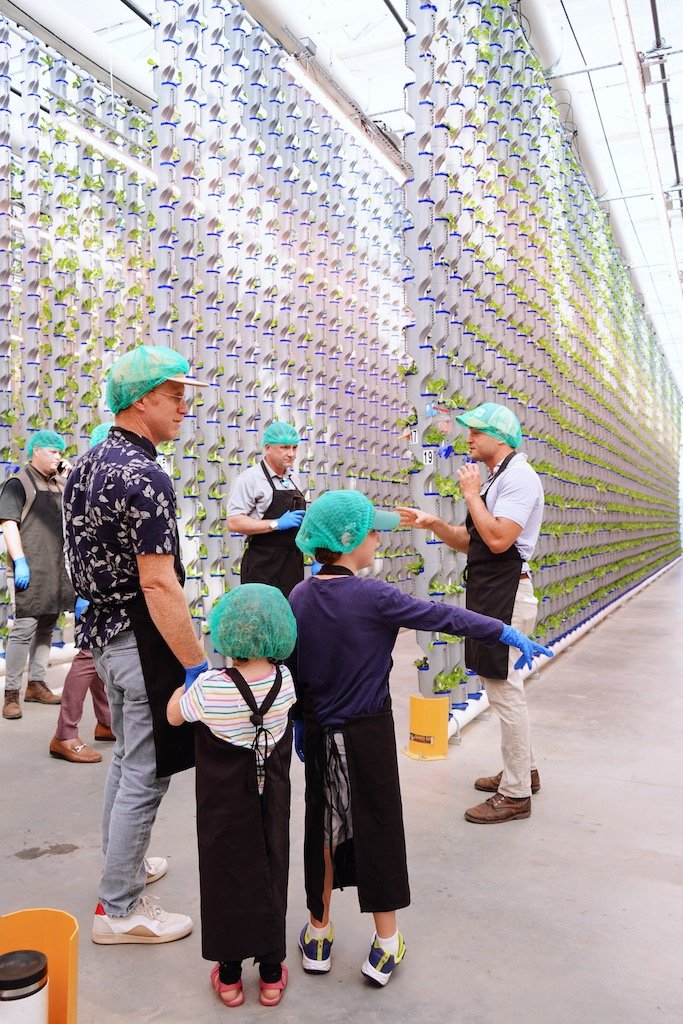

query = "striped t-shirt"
[[179, 665, 295, 788]]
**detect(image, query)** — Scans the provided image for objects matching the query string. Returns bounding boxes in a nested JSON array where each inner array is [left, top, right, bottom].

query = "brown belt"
[[520, 572, 530, 579]]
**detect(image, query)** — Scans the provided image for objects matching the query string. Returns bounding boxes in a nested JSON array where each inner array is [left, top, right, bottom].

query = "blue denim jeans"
[[93, 630, 171, 917], [4, 614, 59, 692]]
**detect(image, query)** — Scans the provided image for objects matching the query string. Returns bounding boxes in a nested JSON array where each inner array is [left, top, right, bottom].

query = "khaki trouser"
[[478, 578, 538, 798]]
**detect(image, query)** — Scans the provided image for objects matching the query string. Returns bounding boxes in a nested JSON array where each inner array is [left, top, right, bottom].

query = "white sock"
[[376, 930, 399, 955], [308, 921, 332, 940]]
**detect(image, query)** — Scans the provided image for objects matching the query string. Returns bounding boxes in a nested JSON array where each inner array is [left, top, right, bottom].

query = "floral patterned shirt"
[[63, 427, 184, 649]]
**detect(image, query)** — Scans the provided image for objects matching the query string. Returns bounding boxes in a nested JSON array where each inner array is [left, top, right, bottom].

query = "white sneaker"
[[91, 895, 193, 945], [144, 856, 168, 884]]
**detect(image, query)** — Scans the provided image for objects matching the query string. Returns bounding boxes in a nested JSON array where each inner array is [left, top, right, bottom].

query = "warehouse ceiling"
[[5, 0, 683, 394]]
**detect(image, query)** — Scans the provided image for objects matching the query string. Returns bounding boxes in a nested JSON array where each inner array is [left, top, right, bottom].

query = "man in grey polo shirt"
[[227, 422, 307, 597], [399, 402, 546, 824]]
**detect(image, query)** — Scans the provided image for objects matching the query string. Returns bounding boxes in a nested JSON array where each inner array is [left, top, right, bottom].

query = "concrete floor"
[[1, 563, 682, 1023]]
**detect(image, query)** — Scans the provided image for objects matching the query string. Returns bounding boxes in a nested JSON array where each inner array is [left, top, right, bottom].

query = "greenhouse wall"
[[403, 0, 681, 700]]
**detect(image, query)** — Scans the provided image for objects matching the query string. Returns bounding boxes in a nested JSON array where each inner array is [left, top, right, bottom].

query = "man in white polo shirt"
[[399, 402, 545, 823], [227, 422, 307, 597]]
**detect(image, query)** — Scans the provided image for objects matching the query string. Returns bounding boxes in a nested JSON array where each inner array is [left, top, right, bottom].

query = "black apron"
[[127, 589, 196, 778], [11, 466, 74, 618], [303, 697, 410, 920], [194, 667, 293, 964], [464, 452, 523, 679], [239, 462, 306, 597]]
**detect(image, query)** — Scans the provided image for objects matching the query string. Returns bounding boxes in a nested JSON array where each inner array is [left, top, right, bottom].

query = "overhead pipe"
[[0, 0, 154, 112]]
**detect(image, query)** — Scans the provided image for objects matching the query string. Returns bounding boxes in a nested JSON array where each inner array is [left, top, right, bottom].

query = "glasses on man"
[[156, 390, 192, 411]]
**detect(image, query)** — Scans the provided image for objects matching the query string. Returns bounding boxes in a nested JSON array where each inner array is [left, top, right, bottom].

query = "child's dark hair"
[[314, 547, 342, 565]]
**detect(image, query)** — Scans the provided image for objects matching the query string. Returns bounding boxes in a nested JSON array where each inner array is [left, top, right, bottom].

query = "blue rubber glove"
[[74, 597, 89, 620], [499, 624, 553, 670], [13, 556, 30, 591], [293, 719, 305, 762], [310, 560, 322, 576], [184, 660, 209, 691], [276, 509, 305, 531]]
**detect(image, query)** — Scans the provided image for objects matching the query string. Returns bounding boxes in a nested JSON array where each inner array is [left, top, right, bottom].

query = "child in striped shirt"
[[167, 583, 297, 1008]]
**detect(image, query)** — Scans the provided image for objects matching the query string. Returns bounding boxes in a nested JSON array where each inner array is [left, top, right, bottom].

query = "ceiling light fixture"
[[282, 54, 405, 185], [56, 116, 157, 183]]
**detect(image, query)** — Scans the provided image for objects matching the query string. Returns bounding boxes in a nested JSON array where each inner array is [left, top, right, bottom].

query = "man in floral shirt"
[[63, 345, 208, 946]]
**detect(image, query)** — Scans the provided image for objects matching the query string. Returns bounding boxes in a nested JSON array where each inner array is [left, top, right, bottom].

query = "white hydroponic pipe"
[[447, 557, 680, 742]]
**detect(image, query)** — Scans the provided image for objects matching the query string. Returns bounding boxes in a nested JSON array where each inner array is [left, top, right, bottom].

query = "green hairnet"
[[455, 402, 522, 449], [106, 344, 204, 414], [89, 422, 113, 448], [27, 430, 66, 458], [209, 584, 297, 661], [296, 489, 400, 557], [262, 421, 301, 447]]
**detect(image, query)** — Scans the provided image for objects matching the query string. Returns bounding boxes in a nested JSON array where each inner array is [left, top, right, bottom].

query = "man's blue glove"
[[74, 597, 89, 620], [13, 556, 30, 591], [276, 509, 305, 531], [293, 719, 305, 762], [184, 660, 209, 691], [310, 560, 322, 576], [499, 624, 554, 671]]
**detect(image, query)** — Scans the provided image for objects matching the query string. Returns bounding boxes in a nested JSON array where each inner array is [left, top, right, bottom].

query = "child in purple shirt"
[[289, 489, 550, 987]]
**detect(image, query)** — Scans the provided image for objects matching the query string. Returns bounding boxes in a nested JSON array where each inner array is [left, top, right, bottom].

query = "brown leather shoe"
[[465, 792, 531, 823], [25, 680, 61, 705], [3, 690, 22, 719], [474, 768, 540, 794], [49, 737, 102, 763], [94, 723, 115, 742]]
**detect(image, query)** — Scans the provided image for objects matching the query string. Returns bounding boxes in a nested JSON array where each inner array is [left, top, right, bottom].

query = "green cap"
[[296, 489, 400, 557], [106, 345, 207, 414], [455, 402, 522, 449], [89, 422, 113, 448], [27, 430, 66, 458], [262, 421, 301, 447], [209, 584, 297, 661]]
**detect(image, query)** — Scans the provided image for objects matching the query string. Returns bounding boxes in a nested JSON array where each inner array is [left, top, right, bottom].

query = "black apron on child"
[[194, 667, 293, 965], [464, 452, 523, 679], [239, 462, 306, 597], [10, 467, 74, 618], [303, 697, 411, 921]]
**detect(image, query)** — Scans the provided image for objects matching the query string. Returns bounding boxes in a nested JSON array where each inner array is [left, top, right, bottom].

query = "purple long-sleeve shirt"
[[289, 576, 504, 728]]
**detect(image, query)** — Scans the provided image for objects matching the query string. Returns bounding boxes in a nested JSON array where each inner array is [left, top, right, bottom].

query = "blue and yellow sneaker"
[[361, 932, 406, 986], [299, 923, 334, 973]]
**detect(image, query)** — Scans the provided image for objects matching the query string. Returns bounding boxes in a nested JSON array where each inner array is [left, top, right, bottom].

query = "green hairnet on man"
[[0, 428, 74, 719], [227, 421, 307, 597], [398, 399, 547, 824]]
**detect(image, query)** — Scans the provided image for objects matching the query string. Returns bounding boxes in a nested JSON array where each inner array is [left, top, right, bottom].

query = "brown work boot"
[[24, 680, 61, 705], [3, 690, 22, 719], [465, 792, 531, 823], [474, 768, 541, 794]]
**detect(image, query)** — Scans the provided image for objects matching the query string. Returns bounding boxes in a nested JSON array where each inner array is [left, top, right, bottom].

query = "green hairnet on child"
[[27, 430, 66, 458], [209, 584, 297, 662]]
